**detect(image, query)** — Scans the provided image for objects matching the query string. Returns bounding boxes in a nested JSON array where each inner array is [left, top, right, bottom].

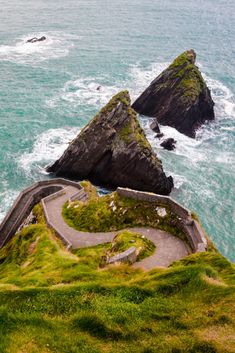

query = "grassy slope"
[[0, 202, 234, 353]]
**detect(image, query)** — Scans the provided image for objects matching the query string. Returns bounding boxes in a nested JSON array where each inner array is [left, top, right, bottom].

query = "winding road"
[[42, 185, 190, 269]]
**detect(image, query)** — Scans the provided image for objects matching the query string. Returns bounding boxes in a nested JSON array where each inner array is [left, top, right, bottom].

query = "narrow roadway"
[[43, 186, 189, 269]]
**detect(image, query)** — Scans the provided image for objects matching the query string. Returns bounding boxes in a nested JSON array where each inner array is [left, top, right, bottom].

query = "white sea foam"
[[18, 127, 79, 175], [128, 62, 169, 99], [48, 76, 120, 108], [140, 117, 205, 163], [202, 73, 235, 119], [215, 152, 235, 165], [0, 188, 19, 222], [0, 32, 77, 64], [48, 62, 169, 109]]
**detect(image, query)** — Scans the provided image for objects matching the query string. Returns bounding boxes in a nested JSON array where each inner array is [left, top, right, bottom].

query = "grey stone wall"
[[117, 187, 207, 253], [107, 246, 137, 264], [0, 179, 82, 248]]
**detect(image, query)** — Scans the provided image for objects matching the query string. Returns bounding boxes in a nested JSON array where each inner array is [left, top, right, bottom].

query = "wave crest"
[[0, 32, 78, 64], [18, 127, 79, 176]]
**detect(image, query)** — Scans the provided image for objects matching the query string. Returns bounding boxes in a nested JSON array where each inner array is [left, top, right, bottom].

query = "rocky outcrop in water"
[[27, 36, 46, 43], [160, 138, 176, 151], [150, 120, 160, 133], [132, 50, 215, 138], [155, 133, 164, 139], [47, 91, 173, 195]]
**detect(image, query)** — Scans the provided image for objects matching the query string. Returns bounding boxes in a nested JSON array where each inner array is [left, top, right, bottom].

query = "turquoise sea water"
[[0, 0, 234, 260]]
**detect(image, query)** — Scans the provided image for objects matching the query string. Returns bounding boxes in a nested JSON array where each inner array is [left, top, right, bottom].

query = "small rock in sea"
[[27, 36, 46, 43], [155, 133, 164, 139], [150, 120, 160, 133], [160, 138, 177, 151]]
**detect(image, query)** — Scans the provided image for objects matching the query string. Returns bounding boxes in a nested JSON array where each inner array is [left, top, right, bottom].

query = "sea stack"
[[132, 50, 215, 138], [47, 91, 173, 195]]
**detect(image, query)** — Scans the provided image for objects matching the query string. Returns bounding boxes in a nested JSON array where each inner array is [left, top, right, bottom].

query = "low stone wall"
[[42, 188, 67, 202], [117, 188, 190, 218], [117, 187, 207, 253], [191, 220, 208, 251], [0, 179, 82, 248], [107, 246, 137, 264]]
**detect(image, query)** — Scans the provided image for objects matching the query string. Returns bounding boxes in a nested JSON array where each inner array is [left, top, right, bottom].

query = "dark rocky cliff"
[[47, 91, 173, 195], [132, 50, 215, 138]]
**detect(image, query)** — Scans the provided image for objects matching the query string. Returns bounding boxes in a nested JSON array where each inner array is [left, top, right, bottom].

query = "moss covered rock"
[[47, 91, 173, 195], [132, 50, 215, 138]]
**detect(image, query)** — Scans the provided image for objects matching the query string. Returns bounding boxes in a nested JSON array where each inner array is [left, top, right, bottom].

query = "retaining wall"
[[117, 188, 207, 253], [0, 179, 82, 248], [107, 246, 137, 264]]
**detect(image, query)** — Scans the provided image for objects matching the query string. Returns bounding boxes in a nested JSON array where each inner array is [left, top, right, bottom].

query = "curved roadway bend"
[[43, 186, 189, 269]]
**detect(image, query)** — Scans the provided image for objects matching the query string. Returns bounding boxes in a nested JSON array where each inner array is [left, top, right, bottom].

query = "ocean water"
[[0, 0, 234, 260]]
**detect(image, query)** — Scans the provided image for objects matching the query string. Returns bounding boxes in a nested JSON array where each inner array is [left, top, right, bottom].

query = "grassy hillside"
[[0, 203, 234, 353]]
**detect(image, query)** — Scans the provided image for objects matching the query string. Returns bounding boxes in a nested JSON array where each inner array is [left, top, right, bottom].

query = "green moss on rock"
[[118, 109, 151, 150], [100, 90, 130, 115], [169, 50, 206, 103], [169, 50, 195, 69]]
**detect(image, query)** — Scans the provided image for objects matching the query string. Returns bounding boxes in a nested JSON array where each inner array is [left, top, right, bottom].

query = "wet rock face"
[[155, 133, 164, 139], [47, 91, 173, 195], [150, 120, 160, 133], [132, 50, 215, 138], [160, 138, 177, 151], [27, 36, 46, 43]]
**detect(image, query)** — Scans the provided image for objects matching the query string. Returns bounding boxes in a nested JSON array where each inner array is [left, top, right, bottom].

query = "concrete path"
[[43, 186, 189, 269], [131, 228, 189, 269]]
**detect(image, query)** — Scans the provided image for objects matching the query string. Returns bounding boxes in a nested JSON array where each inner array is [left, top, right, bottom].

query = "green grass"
[[0, 202, 234, 353], [108, 230, 155, 261], [62, 184, 187, 243]]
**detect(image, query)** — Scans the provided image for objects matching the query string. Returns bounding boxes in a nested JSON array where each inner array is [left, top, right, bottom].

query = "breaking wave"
[[47, 77, 120, 108], [18, 127, 79, 176], [0, 32, 78, 64]]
